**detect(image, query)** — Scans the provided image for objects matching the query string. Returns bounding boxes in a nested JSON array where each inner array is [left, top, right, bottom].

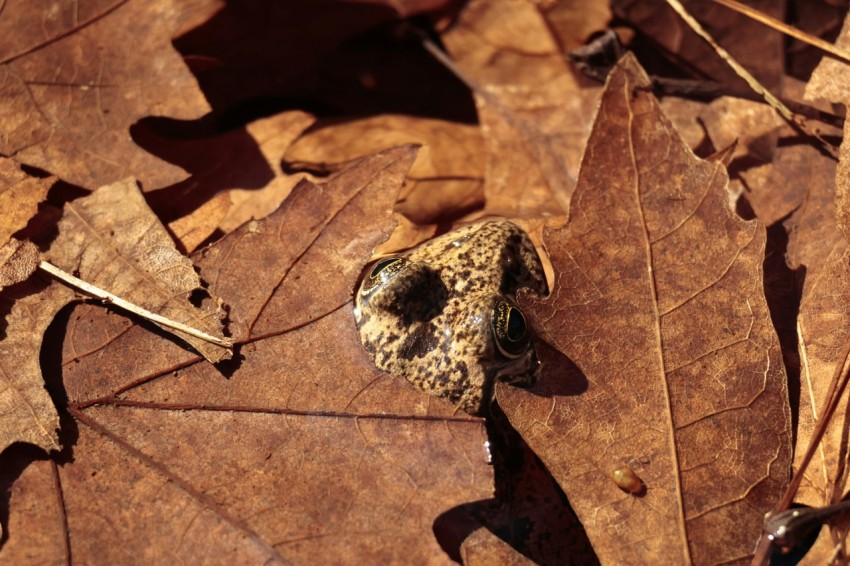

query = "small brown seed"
[[611, 465, 644, 494]]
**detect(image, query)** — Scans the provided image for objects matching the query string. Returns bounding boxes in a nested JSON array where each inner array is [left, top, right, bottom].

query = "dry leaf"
[[783, 146, 850, 563], [0, 177, 229, 455], [778, 12, 850, 561], [541, 0, 612, 52], [461, 527, 534, 566], [0, 0, 211, 189], [0, 146, 494, 563], [460, 403, 597, 564], [167, 191, 232, 253], [0, 239, 40, 290], [497, 54, 791, 564], [613, 0, 785, 91], [441, 0, 600, 219], [146, 110, 316, 239], [284, 114, 485, 224], [0, 159, 52, 243], [807, 12, 850, 244], [45, 178, 229, 363], [0, 279, 71, 453]]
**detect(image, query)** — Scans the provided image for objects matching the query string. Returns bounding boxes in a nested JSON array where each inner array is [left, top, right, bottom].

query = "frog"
[[353, 220, 548, 415]]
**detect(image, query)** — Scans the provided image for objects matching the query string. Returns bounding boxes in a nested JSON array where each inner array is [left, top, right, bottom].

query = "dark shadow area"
[[172, 2, 475, 126], [784, 1, 845, 83], [41, 304, 80, 466], [777, 133, 843, 161], [434, 401, 598, 564], [760, 208, 804, 444], [519, 338, 589, 399], [133, 1, 477, 225], [134, 116, 275, 224], [13, 179, 89, 248]]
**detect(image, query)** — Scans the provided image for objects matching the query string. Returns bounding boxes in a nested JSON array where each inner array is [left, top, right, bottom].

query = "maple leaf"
[[497, 54, 792, 564], [0, 147, 495, 563], [0, 0, 212, 190], [0, 177, 229, 455]]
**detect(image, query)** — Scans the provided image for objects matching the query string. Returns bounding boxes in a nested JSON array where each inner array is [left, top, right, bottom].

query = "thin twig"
[[38, 260, 233, 348], [664, 0, 839, 159], [710, 0, 850, 65], [646, 77, 844, 130]]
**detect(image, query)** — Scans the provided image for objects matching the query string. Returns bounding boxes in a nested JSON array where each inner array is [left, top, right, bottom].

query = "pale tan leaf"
[[45, 178, 229, 362]]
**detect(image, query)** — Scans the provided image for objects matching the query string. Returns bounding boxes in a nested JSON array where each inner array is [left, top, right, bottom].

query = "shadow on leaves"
[[433, 401, 598, 565]]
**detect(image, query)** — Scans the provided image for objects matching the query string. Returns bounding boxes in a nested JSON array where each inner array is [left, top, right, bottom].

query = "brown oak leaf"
[[0, 146, 494, 563], [497, 54, 791, 564], [441, 0, 600, 219], [0, 0, 212, 190]]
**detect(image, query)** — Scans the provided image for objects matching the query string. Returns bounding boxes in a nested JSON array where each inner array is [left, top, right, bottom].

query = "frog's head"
[[353, 221, 547, 415]]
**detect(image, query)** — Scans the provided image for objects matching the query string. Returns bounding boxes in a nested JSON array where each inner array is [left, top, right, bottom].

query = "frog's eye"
[[360, 257, 408, 295], [491, 298, 531, 358]]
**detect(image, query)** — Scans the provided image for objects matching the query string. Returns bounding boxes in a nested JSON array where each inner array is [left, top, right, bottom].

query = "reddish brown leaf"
[[778, 13, 850, 561], [807, 13, 850, 243], [0, 280, 72, 452], [164, 111, 317, 252], [0, 0, 211, 189], [613, 0, 785, 91], [497, 54, 791, 564], [441, 0, 600, 219], [0, 176, 229, 454], [0, 159, 52, 243], [1, 146, 494, 563], [461, 527, 534, 565], [541, 0, 612, 52], [284, 115, 485, 224]]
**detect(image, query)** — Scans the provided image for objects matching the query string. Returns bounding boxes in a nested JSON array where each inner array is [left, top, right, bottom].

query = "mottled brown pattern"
[[354, 221, 547, 414]]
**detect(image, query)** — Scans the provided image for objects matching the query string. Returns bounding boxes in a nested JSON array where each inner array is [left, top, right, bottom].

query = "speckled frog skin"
[[353, 221, 548, 414]]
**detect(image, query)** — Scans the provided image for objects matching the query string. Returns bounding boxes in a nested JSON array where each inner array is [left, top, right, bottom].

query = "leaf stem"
[[38, 260, 233, 348]]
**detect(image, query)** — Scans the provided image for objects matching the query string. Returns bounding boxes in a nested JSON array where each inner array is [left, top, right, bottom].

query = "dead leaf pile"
[[2, 1, 850, 564]]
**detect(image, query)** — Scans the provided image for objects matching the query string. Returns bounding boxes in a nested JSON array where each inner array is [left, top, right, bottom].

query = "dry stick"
[[664, 0, 839, 159], [38, 260, 233, 348], [710, 0, 850, 65], [646, 77, 844, 130]]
